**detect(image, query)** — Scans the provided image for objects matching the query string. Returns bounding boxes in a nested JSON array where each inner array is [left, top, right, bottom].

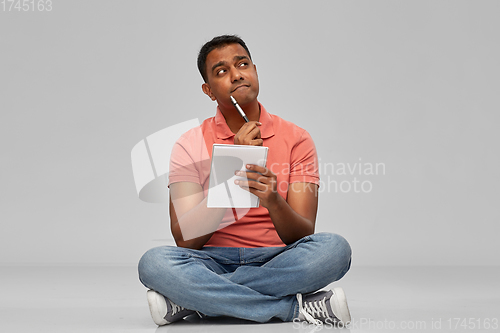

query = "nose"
[[230, 67, 244, 82]]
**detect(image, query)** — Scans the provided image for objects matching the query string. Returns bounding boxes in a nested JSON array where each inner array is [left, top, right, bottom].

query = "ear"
[[202, 83, 216, 101], [254, 64, 258, 76]]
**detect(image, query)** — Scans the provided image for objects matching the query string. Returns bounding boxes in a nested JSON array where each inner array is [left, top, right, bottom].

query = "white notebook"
[[207, 144, 268, 208]]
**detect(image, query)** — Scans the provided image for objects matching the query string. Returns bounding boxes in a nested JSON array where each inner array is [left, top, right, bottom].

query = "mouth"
[[231, 84, 249, 93]]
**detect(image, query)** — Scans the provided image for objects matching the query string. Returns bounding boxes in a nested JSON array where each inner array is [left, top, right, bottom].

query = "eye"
[[239, 62, 248, 68], [216, 68, 226, 76]]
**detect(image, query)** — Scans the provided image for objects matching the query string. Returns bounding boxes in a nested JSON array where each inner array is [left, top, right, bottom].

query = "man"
[[138, 35, 352, 326]]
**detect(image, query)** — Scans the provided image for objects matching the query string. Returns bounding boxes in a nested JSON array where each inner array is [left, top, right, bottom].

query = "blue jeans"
[[138, 232, 351, 323]]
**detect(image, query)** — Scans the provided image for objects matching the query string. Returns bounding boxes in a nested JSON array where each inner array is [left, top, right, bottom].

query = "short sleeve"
[[167, 127, 211, 187], [289, 130, 320, 186]]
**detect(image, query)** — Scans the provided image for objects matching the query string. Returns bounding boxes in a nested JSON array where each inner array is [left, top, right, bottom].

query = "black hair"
[[197, 35, 252, 83]]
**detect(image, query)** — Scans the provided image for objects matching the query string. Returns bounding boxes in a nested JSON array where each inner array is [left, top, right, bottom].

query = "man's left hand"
[[234, 164, 280, 209]]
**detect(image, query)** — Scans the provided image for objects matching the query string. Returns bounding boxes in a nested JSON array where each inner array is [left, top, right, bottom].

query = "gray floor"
[[1, 265, 498, 332]]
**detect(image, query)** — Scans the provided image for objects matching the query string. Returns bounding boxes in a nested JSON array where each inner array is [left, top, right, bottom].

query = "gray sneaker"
[[146, 290, 195, 325], [296, 288, 351, 326]]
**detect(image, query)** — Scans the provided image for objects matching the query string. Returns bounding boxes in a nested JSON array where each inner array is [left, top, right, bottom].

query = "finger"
[[248, 126, 261, 139], [234, 179, 267, 192], [250, 123, 262, 136], [242, 121, 261, 134], [236, 171, 269, 183], [235, 124, 251, 138], [245, 187, 262, 198], [246, 164, 271, 175], [241, 123, 260, 138], [250, 139, 263, 146]]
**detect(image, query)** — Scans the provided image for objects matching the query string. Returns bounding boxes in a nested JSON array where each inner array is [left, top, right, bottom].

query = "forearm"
[[267, 195, 315, 245], [171, 196, 227, 250]]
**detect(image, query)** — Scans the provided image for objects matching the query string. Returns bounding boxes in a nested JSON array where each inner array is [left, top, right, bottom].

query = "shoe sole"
[[146, 290, 169, 326], [331, 287, 351, 324]]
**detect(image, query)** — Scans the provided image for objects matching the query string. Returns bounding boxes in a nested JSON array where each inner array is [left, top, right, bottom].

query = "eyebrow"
[[211, 55, 250, 74], [234, 55, 249, 62]]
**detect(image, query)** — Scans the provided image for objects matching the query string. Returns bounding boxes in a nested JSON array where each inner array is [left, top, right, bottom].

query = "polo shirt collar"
[[215, 102, 275, 140]]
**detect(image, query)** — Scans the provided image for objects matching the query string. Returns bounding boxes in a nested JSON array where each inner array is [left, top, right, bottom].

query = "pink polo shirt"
[[168, 103, 319, 248]]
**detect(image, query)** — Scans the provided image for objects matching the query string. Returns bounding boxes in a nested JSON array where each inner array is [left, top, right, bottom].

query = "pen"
[[230, 95, 249, 123]]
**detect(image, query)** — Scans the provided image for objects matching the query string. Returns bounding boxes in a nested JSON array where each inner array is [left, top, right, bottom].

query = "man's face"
[[202, 43, 259, 108]]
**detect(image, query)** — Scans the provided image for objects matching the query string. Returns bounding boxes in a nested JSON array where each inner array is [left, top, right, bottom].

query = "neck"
[[219, 99, 260, 134]]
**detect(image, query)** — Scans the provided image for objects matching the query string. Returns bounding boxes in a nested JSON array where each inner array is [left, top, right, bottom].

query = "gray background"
[[1, 0, 499, 266]]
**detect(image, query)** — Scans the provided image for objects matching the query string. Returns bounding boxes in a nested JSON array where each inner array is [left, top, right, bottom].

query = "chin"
[[235, 92, 258, 105]]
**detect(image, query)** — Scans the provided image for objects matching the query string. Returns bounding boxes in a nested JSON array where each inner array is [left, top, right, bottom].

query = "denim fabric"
[[138, 232, 351, 323]]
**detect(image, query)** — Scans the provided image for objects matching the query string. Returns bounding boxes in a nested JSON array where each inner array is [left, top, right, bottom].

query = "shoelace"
[[169, 299, 186, 316], [168, 299, 203, 319], [297, 293, 329, 326]]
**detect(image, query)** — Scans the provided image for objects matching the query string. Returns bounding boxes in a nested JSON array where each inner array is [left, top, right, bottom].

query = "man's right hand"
[[234, 121, 262, 146]]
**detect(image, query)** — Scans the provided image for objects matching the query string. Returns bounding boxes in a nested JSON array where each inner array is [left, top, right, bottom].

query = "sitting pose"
[[138, 35, 352, 326]]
